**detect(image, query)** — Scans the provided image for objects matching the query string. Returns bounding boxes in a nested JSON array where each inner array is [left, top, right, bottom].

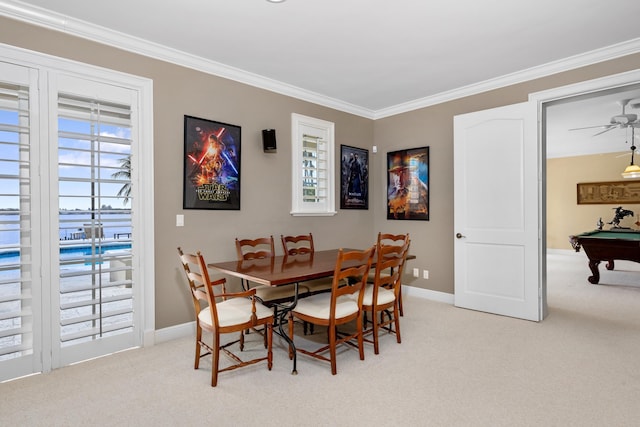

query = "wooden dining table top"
[[208, 248, 414, 287]]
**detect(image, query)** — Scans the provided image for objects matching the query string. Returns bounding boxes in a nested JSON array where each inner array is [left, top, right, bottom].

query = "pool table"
[[569, 229, 640, 284]]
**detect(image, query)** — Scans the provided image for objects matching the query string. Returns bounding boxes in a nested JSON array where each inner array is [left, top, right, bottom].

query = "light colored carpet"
[[2, 250, 640, 426]]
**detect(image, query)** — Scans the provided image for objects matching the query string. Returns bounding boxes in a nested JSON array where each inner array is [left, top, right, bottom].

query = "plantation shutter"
[[290, 113, 336, 216], [0, 62, 41, 380], [56, 90, 135, 352]]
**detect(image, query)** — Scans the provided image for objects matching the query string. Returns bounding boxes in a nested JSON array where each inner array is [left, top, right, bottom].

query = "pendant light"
[[622, 126, 640, 179]]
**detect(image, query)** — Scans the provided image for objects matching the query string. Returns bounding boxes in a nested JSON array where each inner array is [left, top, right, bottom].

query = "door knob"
[[455, 233, 465, 239]]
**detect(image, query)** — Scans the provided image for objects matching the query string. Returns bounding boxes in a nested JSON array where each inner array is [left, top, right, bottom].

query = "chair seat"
[[293, 292, 359, 320], [302, 277, 334, 295], [254, 283, 307, 304], [366, 270, 391, 283], [358, 283, 396, 306], [199, 297, 273, 328]]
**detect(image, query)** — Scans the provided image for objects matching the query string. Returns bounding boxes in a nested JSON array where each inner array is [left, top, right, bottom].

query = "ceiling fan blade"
[[568, 124, 614, 131], [592, 125, 618, 136]]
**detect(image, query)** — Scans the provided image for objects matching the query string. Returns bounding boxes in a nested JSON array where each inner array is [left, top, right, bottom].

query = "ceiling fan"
[[569, 98, 640, 136]]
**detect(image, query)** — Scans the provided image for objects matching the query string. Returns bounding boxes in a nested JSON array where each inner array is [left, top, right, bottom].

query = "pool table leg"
[[606, 260, 615, 270], [587, 260, 600, 284]]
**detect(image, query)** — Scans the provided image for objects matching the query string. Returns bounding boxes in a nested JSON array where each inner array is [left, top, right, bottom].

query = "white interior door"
[[453, 102, 542, 321]]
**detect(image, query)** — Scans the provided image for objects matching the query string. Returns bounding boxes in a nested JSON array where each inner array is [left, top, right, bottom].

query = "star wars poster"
[[340, 145, 369, 210], [183, 116, 241, 210], [387, 147, 429, 220]]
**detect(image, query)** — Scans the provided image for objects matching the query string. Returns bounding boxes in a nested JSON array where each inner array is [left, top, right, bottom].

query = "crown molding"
[[374, 38, 640, 119], [2, 0, 639, 121]]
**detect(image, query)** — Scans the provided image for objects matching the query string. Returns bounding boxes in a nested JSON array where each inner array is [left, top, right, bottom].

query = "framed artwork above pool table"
[[576, 180, 640, 205]]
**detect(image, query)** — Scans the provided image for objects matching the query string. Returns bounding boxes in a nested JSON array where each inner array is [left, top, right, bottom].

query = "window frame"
[[0, 44, 155, 381], [290, 113, 336, 216]]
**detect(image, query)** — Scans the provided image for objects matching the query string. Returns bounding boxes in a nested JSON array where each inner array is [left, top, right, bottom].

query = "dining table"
[[208, 248, 414, 374]]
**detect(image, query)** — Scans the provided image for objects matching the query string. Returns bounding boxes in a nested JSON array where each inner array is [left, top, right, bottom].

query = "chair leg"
[[194, 326, 202, 369], [328, 324, 337, 375], [211, 334, 220, 387], [398, 287, 404, 316], [303, 322, 315, 335], [372, 310, 380, 355], [263, 325, 268, 348], [394, 304, 402, 344], [357, 314, 365, 361], [267, 323, 273, 370], [288, 312, 294, 360]]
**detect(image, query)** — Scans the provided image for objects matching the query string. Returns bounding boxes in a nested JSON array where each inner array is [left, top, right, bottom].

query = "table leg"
[[587, 260, 600, 284], [275, 282, 299, 375]]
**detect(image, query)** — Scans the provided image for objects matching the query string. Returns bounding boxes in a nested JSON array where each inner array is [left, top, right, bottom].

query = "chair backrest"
[[373, 239, 411, 298], [377, 232, 408, 247], [394, 239, 411, 293], [331, 246, 375, 313], [281, 233, 315, 256], [235, 236, 275, 260], [178, 247, 227, 327]]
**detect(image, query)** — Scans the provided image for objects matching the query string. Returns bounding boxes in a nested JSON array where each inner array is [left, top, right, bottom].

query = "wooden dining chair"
[[281, 233, 334, 296], [368, 232, 410, 316], [281, 233, 315, 255], [280, 233, 333, 335], [177, 247, 273, 387], [287, 246, 375, 375], [235, 236, 276, 261], [235, 235, 276, 293], [361, 239, 411, 354], [236, 235, 300, 320]]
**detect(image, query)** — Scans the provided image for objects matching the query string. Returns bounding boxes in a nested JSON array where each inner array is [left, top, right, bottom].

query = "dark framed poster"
[[340, 145, 369, 209], [387, 146, 429, 220], [183, 115, 241, 210]]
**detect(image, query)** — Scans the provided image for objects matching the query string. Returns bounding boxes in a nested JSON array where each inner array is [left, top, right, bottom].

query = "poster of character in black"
[[183, 116, 241, 210], [340, 145, 368, 210], [387, 146, 429, 220]]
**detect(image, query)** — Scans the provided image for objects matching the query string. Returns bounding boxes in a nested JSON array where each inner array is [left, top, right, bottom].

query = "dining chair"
[[235, 236, 276, 261], [236, 235, 300, 321], [281, 233, 333, 335], [281, 233, 315, 255], [281, 233, 334, 296], [368, 232, 410, 316], [287, 246, 375, 375], [361, 239, 411, 354], [177, 247, 273, 387]]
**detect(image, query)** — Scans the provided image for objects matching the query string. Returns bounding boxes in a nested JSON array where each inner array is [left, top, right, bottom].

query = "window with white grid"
[[0, 46, 153, 382], [57, 92, 134, 346], [0, 67, 36, 367], [290, 113, 336, 216]]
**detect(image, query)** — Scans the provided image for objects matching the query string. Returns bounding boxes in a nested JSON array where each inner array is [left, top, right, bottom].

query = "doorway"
[[536, 71, 640, 310]]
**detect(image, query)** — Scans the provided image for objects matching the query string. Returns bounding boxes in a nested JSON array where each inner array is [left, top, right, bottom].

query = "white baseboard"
[[152, 285, 454, 344], [402, 284, 454, 304], [154, 321, 196, 344]]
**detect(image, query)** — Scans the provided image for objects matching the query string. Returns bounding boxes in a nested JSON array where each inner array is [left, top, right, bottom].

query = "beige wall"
[[0, 17, 376, 329], [547, 153, 640, 249], [374, 58, 640, 294], [2, 16, 640, 329]]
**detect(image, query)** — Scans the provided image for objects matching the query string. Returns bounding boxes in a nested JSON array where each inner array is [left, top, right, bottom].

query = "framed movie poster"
[[183, 115, 241, 210], [340, 145, 369, 209], [387, 146, 429, 220]]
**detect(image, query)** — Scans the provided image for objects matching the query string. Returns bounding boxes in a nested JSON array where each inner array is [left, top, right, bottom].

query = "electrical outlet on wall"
[[412, 268, 419, 278], [423, 270, 429, 279]]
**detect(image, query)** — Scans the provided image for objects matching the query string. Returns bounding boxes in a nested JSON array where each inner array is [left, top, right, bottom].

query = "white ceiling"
[[546, 85, 640, 158], [2, 0, 640, 156]]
